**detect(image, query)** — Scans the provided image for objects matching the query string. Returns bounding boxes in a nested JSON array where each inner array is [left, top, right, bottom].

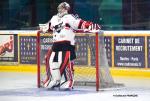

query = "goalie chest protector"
[[50, 14, 81, 45]]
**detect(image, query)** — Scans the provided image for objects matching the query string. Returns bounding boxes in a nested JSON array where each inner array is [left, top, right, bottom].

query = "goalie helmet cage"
[[37, 30, 115, 91]]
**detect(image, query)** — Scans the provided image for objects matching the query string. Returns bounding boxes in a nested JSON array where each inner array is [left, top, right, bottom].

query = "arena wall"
[[0, 30, 150, 77]]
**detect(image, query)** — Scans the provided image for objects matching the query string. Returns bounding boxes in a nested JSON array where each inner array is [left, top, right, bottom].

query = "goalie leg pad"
[[47, 52, 62, 88], [60, 58, 74, 90], [42, 49, 52, 87], [60, 80, 74, 90], [48, 62, 61, 88]]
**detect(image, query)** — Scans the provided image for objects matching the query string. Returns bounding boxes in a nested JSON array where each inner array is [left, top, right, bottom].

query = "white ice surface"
[[0, 72, 150, 101]]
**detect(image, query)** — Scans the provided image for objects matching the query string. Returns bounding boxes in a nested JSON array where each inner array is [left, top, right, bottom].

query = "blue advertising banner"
[[20, 36, 37, 64], [114, 36, 145, 68], [75, 36, 88, 65], [20, 35, 53, 64]]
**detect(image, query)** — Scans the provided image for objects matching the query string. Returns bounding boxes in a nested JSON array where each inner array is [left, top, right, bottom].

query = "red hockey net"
[[37, 31, 115, 91]]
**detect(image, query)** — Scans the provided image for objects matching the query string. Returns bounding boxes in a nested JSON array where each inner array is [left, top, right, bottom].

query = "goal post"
[[37, 30, 115, 91], [37, 31, 41, 88], [95, 32, 100, 91]]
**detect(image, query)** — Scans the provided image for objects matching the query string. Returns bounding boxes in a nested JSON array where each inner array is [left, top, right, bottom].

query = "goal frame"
[[36, 30, 100, 91]]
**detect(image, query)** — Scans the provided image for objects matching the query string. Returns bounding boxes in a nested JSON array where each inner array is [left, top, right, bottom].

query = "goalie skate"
[[60, 80, 74, 91], [41, 76, 50, 87]]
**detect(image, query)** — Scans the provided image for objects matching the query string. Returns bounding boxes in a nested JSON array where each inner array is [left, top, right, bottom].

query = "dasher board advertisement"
[[114, 36, 145, 68], [0, 34, 18, 62]]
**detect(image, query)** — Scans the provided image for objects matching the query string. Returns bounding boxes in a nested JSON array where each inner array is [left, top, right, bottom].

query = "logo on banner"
[[0, 35, 14, 57]]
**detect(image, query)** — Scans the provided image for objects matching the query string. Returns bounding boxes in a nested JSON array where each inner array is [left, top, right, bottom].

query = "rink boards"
[[0, 30, 150, 77]]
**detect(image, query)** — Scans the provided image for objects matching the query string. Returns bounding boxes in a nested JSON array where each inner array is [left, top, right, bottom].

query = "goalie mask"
[[57, 2, 70, 18]]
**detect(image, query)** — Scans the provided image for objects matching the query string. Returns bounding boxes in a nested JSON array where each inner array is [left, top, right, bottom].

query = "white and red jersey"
[[49, 14, 81, 45]]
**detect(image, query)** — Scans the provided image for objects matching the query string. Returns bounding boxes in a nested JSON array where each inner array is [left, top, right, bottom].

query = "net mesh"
[[38, 31, 115, 89]]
